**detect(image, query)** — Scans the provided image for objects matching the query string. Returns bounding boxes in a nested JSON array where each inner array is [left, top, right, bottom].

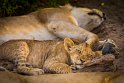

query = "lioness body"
[[0, 5, 105, 47]]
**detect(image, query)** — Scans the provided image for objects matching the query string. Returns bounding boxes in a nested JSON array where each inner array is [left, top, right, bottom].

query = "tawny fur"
[[0, 38, 91, 75], [0, 38, 116, 75], [0, 4, 105, 48]]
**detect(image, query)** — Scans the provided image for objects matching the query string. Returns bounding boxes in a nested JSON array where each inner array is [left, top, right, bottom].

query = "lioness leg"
[[4, 41, 44, 75], [43, 62, 72, 74], [47, 21, 98, 48]]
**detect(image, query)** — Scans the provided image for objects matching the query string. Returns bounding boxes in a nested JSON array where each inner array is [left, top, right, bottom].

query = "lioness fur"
[[0, 4, 105, 48]]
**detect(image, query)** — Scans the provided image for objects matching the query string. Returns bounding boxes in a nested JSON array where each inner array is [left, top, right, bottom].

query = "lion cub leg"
[[43, 61, 72, 74], [12, 41, 44, 75]]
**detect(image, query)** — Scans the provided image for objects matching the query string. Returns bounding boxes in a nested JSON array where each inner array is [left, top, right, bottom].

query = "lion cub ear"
[[64, 38, 75, 52], [81, 43, 92, 55]]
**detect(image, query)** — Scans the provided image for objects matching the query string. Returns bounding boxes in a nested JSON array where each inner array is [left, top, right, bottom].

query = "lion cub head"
[[64, 38, 102, 65]]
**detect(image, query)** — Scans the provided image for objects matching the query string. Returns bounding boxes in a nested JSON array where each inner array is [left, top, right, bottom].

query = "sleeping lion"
[[0, 4, 106, 49], [0, 38, 115, 75], [0, 38, 90, 75]]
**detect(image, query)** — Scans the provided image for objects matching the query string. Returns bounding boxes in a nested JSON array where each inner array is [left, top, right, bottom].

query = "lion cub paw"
[[17, 66, 44, 75], [58, 68, 72, 74]]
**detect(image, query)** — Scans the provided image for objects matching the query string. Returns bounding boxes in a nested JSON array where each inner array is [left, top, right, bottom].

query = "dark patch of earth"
[[72, 0, 124, 72]]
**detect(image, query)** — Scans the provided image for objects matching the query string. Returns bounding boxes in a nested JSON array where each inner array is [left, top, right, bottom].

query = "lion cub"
[[0, 38, 94, 75]]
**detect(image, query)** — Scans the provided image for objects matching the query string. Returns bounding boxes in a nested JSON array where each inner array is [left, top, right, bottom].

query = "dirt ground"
[[73, 0, 124, 72]]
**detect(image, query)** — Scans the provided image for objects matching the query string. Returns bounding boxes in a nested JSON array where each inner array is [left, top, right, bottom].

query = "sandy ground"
[[71, 0, 124, 72]]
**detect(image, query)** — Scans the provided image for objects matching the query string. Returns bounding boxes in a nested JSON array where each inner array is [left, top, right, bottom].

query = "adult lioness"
[[0, 4, 105, 48]]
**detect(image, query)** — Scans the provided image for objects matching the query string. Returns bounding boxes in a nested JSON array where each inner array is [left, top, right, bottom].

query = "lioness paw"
[[17, 66, 44, 75], [101, 39, 118, 55]]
